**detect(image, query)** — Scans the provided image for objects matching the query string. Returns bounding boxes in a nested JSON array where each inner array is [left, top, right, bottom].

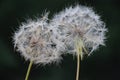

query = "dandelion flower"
[[51, 5, 107, 80], [13, 14, 64, 64], [52, 5, 107, 58], [13, 13, 64, 80]]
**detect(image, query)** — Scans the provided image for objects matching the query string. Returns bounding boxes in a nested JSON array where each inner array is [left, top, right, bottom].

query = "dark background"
[[0, 0, 120, 80]]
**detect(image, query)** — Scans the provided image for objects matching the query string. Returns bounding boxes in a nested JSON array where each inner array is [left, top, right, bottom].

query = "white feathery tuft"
[[13, 13, 63, 65], [51, 5, 107, 57]]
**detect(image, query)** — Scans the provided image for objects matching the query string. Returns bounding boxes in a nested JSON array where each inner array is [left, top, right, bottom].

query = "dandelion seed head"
[[51, 5, 107, 56], [13, 13, 63, 65]]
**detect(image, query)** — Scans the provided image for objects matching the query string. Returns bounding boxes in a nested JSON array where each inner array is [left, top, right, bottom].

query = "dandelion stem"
[[75, 37, 82, 80], [25, 60, 33, 80], [76, 53, 80, 80]]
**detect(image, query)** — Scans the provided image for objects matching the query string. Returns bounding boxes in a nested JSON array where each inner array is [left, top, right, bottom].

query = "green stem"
[[76, 53, 80, 80], [25, 60, 33, 80], [75, 36, 87, 80], [75, 37, 82, 80]]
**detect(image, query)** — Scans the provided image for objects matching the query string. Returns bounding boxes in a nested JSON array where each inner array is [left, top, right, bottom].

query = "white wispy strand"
[[51, 5, 107, 57], [13, 13, 63, 65]]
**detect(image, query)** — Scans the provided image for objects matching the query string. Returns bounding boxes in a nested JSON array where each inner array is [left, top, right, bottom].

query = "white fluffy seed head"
[[13, 13, 64, 65], [51, 5, 107, 56]]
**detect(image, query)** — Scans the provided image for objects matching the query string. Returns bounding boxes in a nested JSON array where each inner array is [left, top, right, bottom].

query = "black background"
[[0, 0, 120, 80]]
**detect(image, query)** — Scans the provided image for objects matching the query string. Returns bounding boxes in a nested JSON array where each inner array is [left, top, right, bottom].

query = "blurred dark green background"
[[0, 0, 120, 80]]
